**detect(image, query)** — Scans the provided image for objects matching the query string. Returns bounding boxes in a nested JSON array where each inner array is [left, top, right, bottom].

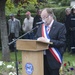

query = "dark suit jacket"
[[8, 18, 21, 37], [36, 20, 66, 69], [33, 15, 42, 35]]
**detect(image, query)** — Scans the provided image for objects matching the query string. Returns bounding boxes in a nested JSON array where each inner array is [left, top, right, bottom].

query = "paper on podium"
[[36, 40, 53, 45]]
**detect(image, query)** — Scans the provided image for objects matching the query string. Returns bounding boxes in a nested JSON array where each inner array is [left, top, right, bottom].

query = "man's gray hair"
[[45, 8, 54, 16], [44, 8, 56, 20], [65, 7, 71, 12]]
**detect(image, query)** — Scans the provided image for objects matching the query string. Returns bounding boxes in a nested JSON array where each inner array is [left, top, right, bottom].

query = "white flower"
[[0, 61, 3, 66], [9, 72, 13, 75], [9, 72, 16, 75], [13, 72, 17, 75], [12, 62, 14, 64], [7, 65, 13, 68]]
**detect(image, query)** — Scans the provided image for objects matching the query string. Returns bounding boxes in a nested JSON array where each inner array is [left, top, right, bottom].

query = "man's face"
[[66, 10, 71, 15], [37, 10, 41, 15], [26, 14, 30, 19], [41, 9, 52, 25], [10, 16, 14, 20]]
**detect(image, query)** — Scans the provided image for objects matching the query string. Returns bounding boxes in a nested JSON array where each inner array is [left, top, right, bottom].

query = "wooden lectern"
[[16, 39, 52, 75]]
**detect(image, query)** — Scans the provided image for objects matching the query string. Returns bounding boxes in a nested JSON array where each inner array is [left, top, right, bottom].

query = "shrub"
[[53, 7, 65, 23]]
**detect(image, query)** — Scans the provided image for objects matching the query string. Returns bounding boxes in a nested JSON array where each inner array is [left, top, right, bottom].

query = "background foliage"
[[5, 0, 70, 15]]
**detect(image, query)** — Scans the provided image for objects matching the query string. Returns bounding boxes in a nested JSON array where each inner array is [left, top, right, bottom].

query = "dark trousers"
[[70, 31, 75, 53], [44, 55, 60, 75], [66, 34, 71, 52], [9, 33, 15, 52]]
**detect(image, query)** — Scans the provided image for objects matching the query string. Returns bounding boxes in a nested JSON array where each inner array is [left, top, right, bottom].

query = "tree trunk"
[[0, 0, 10, 61]]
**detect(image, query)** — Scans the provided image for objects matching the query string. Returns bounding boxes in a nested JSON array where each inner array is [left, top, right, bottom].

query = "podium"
[[16, 39, 52, 75]]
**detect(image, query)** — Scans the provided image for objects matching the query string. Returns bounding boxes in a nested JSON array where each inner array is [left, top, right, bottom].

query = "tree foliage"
[[61, 0, 70, 6], [5, 0, 37, 15], [51, 0, 70, 6], [5, 0, 16, 15], [6, 0, 15, 10], [13, 0, 37, 5]]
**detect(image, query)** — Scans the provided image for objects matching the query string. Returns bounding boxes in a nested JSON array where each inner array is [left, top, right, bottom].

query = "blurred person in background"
[[33, 8, 42, 37], [8, 14, 21, 52], [69, 5, 75, 53], [65, 7, 71, 52], [22, 11, 34, 39]]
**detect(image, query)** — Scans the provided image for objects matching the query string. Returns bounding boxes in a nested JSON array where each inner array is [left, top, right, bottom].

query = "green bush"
[[53, 7, 65, 23], [61, 0, 70, 6]]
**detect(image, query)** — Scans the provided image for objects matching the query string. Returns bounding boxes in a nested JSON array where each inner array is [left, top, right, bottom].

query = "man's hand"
[[37, 37, 50, 42]]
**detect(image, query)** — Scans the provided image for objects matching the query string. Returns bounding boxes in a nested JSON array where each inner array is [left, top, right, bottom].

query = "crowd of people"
[[7, 5, 75, 75]]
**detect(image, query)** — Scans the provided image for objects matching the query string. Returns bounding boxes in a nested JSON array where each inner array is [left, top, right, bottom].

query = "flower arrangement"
[[0, 61, 22, 75], [60, 61, 75, 75]]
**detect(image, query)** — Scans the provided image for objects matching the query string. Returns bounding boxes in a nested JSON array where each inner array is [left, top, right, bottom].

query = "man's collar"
[[48, 19, 54, 27]]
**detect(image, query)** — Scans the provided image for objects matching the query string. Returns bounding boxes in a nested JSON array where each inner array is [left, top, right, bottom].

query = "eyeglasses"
[[42, 15, 49, 20]]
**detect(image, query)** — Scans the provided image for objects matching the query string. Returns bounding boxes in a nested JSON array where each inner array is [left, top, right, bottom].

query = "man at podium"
[[36, 8, 66, 75]]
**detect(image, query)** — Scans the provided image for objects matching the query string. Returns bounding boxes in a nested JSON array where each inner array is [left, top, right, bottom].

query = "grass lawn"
[[63, 52, 75, 62], [0, 51, 22, 61]]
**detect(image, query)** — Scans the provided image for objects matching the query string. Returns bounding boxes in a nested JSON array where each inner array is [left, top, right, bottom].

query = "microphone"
[[36, 21, 44, 25]]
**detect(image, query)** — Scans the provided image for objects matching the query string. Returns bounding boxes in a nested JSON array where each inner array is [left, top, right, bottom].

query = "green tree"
[[6, 0, 16, 15]]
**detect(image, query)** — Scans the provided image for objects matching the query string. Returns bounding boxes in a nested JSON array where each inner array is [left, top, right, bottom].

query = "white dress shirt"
[[22, 17, 34, 32]]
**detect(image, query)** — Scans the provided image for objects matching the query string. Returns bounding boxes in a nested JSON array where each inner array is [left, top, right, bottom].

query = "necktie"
[[47, 26, 50, 34]]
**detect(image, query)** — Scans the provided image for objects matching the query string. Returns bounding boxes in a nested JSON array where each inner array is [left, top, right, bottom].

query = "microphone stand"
[[8, 26, 39, 75]]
